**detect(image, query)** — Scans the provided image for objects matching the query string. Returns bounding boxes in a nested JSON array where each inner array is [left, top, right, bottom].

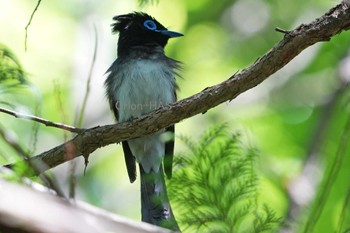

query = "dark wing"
[[163, 86, 177, 179], [163, 125, 175, 179], [110, 99, 137, 183], [106, 65, 137, 183], [122, 141, 137, 183]]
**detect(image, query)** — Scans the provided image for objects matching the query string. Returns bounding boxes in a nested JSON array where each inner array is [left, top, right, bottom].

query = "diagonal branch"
[[6, 2, 350, 173]]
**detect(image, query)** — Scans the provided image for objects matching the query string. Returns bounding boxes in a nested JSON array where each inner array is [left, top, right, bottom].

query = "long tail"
[[140, 165, 180, 231]]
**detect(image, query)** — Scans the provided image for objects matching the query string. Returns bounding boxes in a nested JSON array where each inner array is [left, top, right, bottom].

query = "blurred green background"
[[0, 0, 350, 232]]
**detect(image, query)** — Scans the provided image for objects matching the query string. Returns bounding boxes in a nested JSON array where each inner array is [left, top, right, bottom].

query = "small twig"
[[69, 23, 99, 197], [69, 159, 77, 199], [53, 80, 71, 136], [25, 0, 42, 51], [0, 125, 28, 157], [77, 24, 98, 127], [53, 80, 73, 199], [0, 124, 65, 198], [0, 107, 83, 133], [275, 27, 290, 34], [24, 83, 43, 155]]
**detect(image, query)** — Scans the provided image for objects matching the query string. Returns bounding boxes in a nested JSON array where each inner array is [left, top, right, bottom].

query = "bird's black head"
[[111, 12, 183, 56]]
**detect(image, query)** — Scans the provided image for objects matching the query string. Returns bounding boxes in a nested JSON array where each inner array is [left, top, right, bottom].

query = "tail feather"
[[164, 125, 175, 179], [140, 166, 179, 231]]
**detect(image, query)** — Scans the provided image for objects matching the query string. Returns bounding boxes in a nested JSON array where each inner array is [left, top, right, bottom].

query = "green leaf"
[[168, 124, 281, 232]]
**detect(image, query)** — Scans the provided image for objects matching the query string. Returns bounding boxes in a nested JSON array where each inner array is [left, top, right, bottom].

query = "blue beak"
[[159, 30, 184, 38]]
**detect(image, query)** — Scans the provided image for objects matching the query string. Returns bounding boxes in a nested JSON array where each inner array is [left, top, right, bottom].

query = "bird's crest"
[[111, 12, 162, 34]]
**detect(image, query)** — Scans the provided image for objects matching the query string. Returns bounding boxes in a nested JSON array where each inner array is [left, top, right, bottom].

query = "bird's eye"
[[143, 20, 157, 31]]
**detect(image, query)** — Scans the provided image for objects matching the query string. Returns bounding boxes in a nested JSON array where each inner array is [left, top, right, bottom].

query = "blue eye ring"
[[143, 20, 157, 31]]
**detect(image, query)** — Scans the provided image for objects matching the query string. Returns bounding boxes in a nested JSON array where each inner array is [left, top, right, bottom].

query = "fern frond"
[[168, 124, 281, 232], [253, 205, 282, 233]]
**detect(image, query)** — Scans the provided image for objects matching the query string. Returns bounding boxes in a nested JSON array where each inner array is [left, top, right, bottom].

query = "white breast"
[[117, 59, 176, 122]]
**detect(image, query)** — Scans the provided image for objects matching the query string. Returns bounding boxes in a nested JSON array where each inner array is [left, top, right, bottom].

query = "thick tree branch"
[[6, 3, 350, 173]]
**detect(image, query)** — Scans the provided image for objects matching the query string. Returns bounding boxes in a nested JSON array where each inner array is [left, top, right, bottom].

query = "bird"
[[104, 12, 183, 230]]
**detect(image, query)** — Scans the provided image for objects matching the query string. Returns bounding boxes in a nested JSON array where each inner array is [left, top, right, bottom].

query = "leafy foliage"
[[0, 45, 26, 85], [0, 45, 41, 156], [168, 125, 281, 233], [0, 45, 28, 107]]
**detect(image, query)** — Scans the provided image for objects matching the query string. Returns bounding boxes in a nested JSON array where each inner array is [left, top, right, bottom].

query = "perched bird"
[[104, 12, 183, 230]]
